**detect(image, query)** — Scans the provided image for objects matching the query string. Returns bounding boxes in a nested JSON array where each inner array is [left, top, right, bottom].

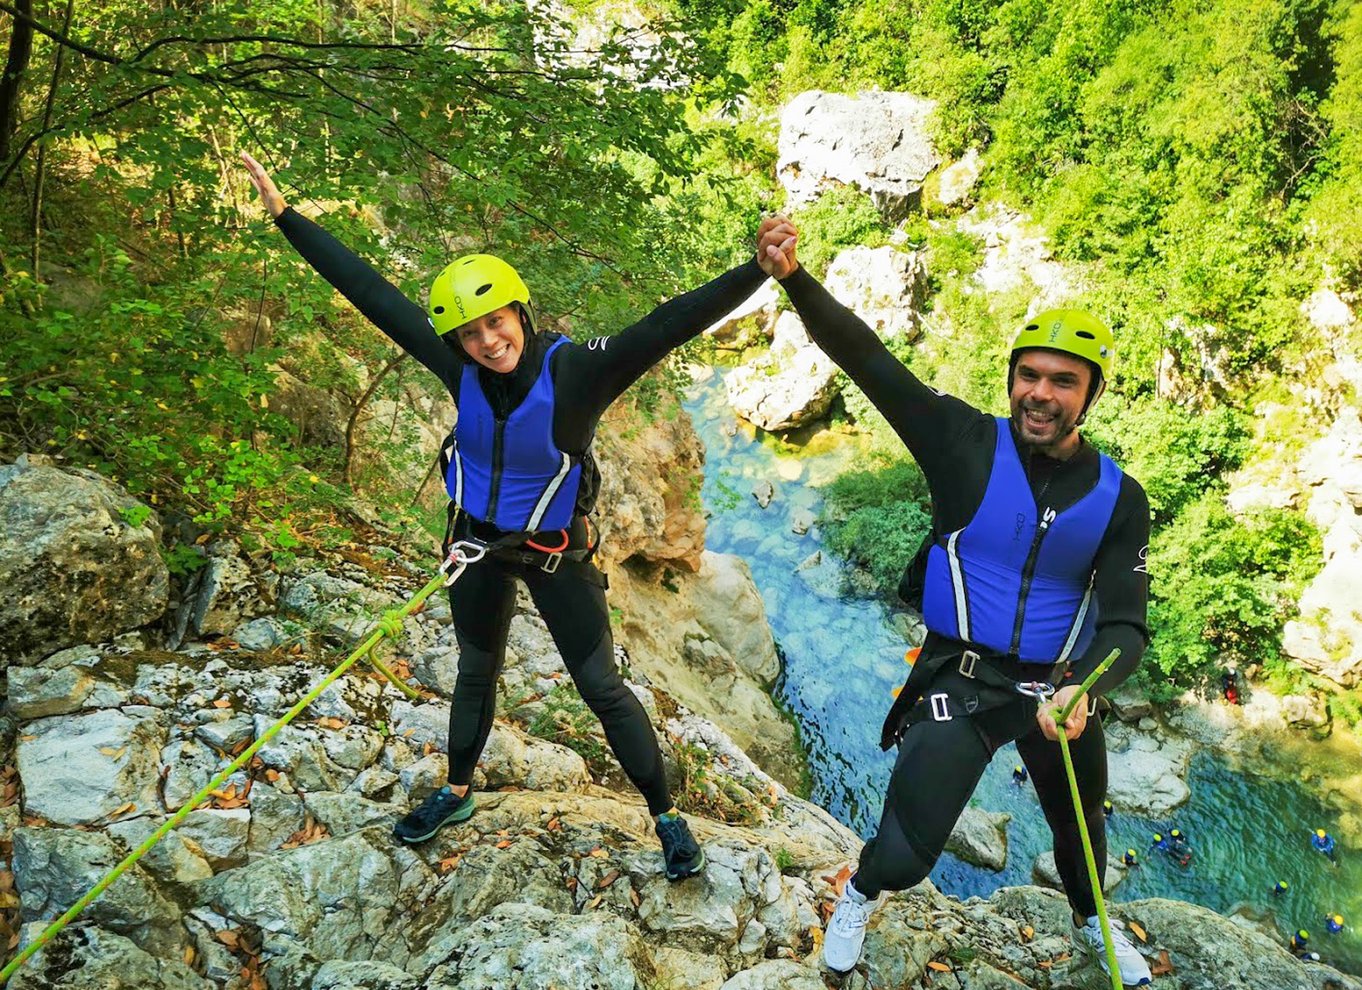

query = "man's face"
[[1009, 349, 1093, 453]]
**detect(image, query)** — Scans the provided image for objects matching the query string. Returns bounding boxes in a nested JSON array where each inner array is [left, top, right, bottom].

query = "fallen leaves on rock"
[[281, 813, 329, 849], [437, 854, 462, 874], [1128, 920, 1148, 942], [1151, 949, 1175, 976], [0, 766, 19, 808]]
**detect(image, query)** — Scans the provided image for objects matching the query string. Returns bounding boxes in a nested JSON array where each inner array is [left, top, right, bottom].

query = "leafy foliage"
[[819, 460, 932, 594], [1144, 493, 1322, 686]]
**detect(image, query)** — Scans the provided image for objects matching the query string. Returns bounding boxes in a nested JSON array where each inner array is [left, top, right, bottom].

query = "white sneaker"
[[1071, 915, 1153, 986], [822, 879, 878, 973]]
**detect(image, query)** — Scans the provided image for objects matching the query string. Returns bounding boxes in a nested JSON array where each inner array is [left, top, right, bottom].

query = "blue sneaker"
[[393, 786, 475, 843], [655, 814, 705, 880]]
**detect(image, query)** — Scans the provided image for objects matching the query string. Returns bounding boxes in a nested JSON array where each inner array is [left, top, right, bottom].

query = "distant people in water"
[[1290, 929, 1321, 962], [1103, 799, 1114, 820], [1012, 765, 1029, 786], [1311, 829, 1338, 864], [1272, 880, 1290, 896], [1326, 914, 1345, 935], [1122, 849, 1139, 868]]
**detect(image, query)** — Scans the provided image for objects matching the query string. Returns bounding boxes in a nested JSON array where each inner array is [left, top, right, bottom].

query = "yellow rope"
[[1050, 649, 1124, 990]]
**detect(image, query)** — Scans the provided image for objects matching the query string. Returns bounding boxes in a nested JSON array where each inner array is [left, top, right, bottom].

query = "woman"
[[242, 152, 795, 879]]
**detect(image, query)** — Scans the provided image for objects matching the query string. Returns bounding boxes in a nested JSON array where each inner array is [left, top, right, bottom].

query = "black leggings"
[[855, 700, 1107, 918], [445, 554, 673, 816]]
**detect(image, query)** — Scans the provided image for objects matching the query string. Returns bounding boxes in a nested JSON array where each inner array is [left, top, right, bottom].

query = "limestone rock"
[[186, 541, 273, 637], [1031, 850, 1125, 892], [718, 959, 827, 989], [956, 204, 1079, 306], [476, 721, 591, 794], [936, 147, 984, 207], [726, 312, 840, 432], [778, 90, 940, 219], [610, 554, 801, 787], [706, 279, 782, 350], [7, 927, 211, 990], [0, 457, 168, 664], [17, 708, 165, 825], [423, 903, 650, 989], [13, 828, 185, 955], [1104, 721, 1193, 816], [945, 806, 1011, 871], [823, 246, 928, 342], [5, 652, 128, 719], [593, 399, 707, 571]]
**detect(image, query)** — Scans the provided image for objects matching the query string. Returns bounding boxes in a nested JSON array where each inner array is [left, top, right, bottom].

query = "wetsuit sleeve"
[[553, 260, 768, 442], [274, 207, 459, 387], [779, 267, 983, 477], [1069, 475, 1151, 695]]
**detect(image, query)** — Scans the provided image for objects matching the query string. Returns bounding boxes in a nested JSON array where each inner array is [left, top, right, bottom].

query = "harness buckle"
[[929, 693, 953, 722], [959, 649, 979, 679], [540, 552, 562, 574]]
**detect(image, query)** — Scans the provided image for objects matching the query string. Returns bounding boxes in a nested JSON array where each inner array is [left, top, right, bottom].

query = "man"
[[755, 221, 1153, 986]]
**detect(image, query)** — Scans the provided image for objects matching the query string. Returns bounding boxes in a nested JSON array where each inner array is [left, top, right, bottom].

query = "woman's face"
[[455, 305, 525, 373]]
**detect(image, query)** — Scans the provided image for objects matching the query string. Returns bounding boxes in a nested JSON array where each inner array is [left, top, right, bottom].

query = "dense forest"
[[2, 0, 1359, 712]]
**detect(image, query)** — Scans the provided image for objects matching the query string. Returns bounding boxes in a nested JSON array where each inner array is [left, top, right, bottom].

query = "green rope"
[[0, 570, 451, 985], [1050, 649, 1124, 990]]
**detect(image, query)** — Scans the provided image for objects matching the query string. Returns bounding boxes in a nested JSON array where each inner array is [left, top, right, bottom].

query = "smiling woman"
[[239, 150, 796, 881]]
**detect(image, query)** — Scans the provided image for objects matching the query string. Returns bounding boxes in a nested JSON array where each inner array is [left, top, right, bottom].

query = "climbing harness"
[[1049, 648, 1124, 990], [0, 545, 485, 985]]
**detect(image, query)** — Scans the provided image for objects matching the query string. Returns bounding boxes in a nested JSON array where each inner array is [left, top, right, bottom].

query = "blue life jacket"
[[920, 417, 1122, 664], [443, 337, 583, 532]]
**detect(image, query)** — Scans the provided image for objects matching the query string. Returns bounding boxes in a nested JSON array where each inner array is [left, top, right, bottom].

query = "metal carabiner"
[[440, 539, 488, 587], [1014, 680, 1057, 702]]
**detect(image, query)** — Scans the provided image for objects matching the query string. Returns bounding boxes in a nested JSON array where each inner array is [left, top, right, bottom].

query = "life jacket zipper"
[[1010, 505, 1056, 656], [486, 416, 507, 524]]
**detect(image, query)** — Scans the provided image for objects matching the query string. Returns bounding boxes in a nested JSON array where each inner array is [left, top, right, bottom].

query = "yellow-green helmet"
[[428, 254, 530, 336], [1011, 309, 1115, 381]]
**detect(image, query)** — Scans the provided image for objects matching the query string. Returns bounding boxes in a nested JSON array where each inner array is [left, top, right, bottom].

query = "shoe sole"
[[666, 847, 706, 881], [394, 794, 476, 844], [1071, 932, 1152, 987]]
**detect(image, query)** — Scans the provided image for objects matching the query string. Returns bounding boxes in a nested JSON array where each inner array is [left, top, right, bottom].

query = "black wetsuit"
[[781, 266, 1151, 915], [276, 209, 768, 815]]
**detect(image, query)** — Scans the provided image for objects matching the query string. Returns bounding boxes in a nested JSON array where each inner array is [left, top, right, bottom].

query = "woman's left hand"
[[1037, 684, 1090, 742]]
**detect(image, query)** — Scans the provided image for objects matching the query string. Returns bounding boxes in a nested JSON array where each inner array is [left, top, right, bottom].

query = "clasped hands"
[[755, 215, 799, 280]]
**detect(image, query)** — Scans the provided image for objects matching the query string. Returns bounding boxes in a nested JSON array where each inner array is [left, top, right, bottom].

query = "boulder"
[[610, 553, 802, 787], [593, 399, 708, 572], [1105, 725, 1193, 817], [956, 204, 1079, 305], [945, 806, 1011, 871], [0, 456, 168, 665], [823, 246, 928, 342], [705, 280, 782, 350], [17, 708, 165, 825], [423, 903, 651, 989], [7, 927, 210, 990], [778, 90, 940, 219], [1031, 850, 1125, 892], [936, 147, 984, 207], [725, 312, 840, 432], [12, 828, 184, 955], [185, 541, 272, 638]]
